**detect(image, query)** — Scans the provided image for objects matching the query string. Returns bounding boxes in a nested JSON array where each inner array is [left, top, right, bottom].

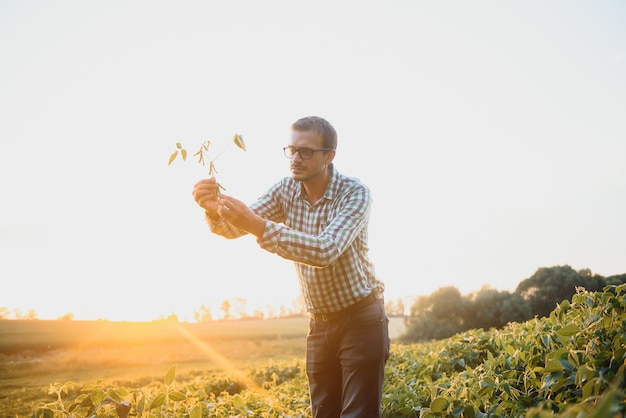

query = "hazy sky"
[[1, 1, 625, 321]]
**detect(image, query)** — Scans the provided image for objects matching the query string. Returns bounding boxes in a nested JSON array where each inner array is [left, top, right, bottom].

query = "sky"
[[1, 1, 625, 322]]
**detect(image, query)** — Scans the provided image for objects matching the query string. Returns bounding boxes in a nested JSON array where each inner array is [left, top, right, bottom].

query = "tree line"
[[398, 264, 626, 343]]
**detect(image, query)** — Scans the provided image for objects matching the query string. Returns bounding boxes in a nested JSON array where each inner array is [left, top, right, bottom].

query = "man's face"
[[287, 130, 333, 182]]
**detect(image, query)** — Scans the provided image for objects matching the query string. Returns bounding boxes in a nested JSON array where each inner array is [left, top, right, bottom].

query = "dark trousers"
[[306, 298, 390, 418]]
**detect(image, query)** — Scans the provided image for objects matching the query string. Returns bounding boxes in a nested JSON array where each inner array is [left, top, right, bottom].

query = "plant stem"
[[211, 143, 232, 163]]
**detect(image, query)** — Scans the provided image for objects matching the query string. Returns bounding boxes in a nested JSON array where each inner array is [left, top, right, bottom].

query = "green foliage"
[[31, 286, 626, 416], [402, 265, 626, 343], [33, 362, 310, 418], [385, 285, 626, 417]]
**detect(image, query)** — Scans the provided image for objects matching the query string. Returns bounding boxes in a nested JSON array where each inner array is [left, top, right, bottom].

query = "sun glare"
[[172, 323, 262, 390]]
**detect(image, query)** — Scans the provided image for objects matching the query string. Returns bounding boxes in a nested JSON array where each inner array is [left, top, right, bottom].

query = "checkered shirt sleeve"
[[207, 166, 384, 313]]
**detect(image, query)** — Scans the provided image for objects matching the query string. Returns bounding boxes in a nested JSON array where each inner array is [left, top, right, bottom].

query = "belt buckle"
[[313, 311, 337, 323]]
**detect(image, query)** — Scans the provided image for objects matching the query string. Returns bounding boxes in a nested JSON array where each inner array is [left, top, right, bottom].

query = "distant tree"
[[159, 313, 179, 322], [288, 296, 307, 317], [465, 287, 531, 330], [194, 305, 213, 322], [498, 292, 533, 324], [251, 308, 265, 319], [220, 300, 232, 320], [0, 307, 9, 319], [401, 286, 468, 342], [464, 287, 503, 330], [604, 273, 626, 287], [385, 297, 406, 317], [232, 297, 248, 319], [265, 305, 278, 319], [516, 265, 604, 318], [57, 313, 74, 321], [24, 309, 38, 320]]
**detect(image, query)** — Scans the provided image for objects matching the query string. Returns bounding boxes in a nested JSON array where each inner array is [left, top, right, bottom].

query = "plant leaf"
[[233, 134, 246, 151], [149, 393, 165, 409], [190, 403, 203, 418], [430, 397, 448, 412], [193, 149, 205, 165], [107, 388, 122, 403], [544, 358, 563, 373], [169, 391, 187, 401], [232, 394, 246, 410], [137, 396, 145, 415], [164, 365, 176, 386], [556, 324, 579, 337], [168, 151, 178, 165], [181, 149, 187, 161]]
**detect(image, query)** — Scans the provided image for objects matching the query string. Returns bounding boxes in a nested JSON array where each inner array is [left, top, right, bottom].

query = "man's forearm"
[[242, 214, 266, 239]]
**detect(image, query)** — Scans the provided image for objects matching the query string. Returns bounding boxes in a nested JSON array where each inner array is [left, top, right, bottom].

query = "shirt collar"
[[323, 164, 339, 201]]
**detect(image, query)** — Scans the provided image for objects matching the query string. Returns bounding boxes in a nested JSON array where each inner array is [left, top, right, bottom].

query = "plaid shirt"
[[208, 165, 384, 313]]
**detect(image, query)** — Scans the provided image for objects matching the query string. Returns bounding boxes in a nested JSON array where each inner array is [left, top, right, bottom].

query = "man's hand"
[[216, 194, 266, 238], [192, 177, 221, 220]]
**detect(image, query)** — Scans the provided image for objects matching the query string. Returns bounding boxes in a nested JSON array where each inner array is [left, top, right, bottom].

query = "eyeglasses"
[[283, 146, 334, 160]]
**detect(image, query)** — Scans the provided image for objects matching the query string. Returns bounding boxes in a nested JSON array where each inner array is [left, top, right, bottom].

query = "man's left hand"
[[217, 195, 266, 238]]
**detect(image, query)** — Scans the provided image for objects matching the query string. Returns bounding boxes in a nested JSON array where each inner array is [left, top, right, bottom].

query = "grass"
[[0, 317, 405, 417]]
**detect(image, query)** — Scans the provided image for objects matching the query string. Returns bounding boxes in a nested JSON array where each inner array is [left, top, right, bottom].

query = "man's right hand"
[[192, 177, 221, 220]]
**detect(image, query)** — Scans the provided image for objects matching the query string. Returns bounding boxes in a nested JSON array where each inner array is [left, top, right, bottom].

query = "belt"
[[310, 291, 383, 323]]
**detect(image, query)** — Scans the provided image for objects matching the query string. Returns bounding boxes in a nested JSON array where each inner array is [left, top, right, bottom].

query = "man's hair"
[[291, 116, 337, 150]]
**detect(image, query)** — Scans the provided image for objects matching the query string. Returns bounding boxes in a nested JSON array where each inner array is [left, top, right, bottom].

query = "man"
[[192, 116, 389, 417]]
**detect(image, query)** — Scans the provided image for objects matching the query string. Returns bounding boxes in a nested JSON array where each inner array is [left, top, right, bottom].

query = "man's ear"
[[326, 149, 336, 165]]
